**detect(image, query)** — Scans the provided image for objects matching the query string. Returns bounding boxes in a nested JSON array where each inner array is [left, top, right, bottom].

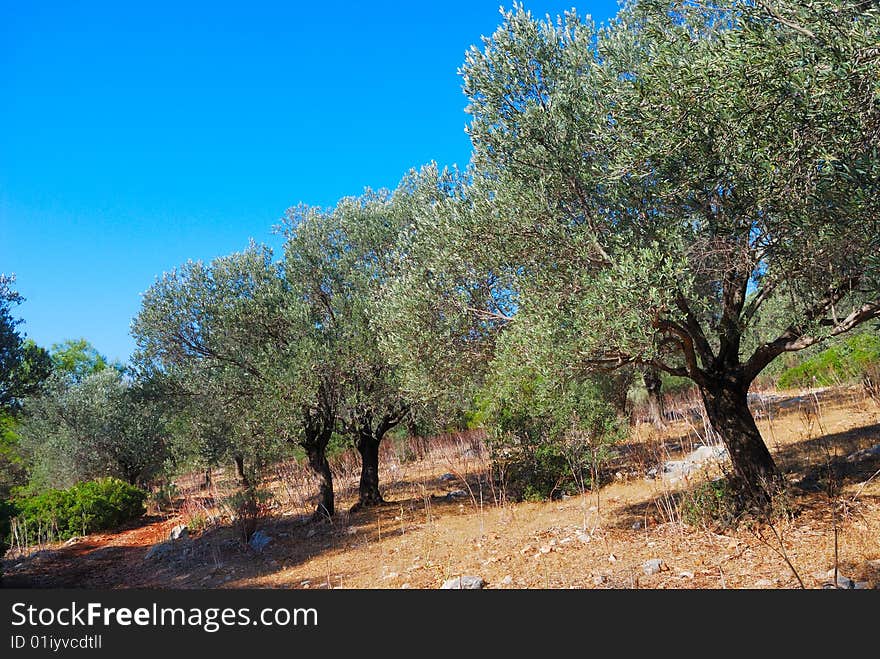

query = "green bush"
[[778, 332, 880, 389], [497, 437, 579, 502], [681, 478, 741, 530], [482, 376, 624, 502], [148, 482, 179, 513], [221, 487, 274, 543], [10, 477, 146, 545]]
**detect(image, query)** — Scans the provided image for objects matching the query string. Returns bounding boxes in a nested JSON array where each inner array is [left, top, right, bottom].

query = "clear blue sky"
[[1, 0, 620, 364]]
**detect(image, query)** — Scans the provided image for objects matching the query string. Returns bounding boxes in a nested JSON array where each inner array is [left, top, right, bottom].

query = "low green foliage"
[[221, 487, 274, 543], [9, 477, 146, 545], [148, 482, 179, 513], [680, 478, 741, 530], [479, 346, 625, 502], [778, 332, 880, 389]]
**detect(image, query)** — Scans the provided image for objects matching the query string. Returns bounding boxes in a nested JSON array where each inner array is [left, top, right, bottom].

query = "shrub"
[[10, 477, 146, 545], [482, 374, 624, 502], [221, 487, 274, 543], [680, 477, 741, 530], [148, 482, 179, 513], [778, 332, 880, 389]]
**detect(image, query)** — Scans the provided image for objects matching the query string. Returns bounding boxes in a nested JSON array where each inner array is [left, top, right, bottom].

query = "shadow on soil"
[[1, 473, 487, 589]]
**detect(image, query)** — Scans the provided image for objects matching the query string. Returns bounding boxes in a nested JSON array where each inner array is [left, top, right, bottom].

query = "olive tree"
[[280, 186, 420, 510], [18, 369, 167, 490], [132, 244, 338, 516], [377, 166, 521, 419], [397, 0, 879, 504]]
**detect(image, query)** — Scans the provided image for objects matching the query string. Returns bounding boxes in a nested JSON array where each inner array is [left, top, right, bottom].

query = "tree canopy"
[[8, 0, 878, 515], [380, 0, 880, 502], [0, 275, 52, 411]]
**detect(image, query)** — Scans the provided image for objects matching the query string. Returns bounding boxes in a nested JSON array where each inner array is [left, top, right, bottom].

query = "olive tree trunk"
[[349, 410, 406, 511], [643, 367, 667, 429], [698, 376, 783, 505], [355, 431, 383, 507], [305, 444, 334, 519], [233, 454, 251, 488]]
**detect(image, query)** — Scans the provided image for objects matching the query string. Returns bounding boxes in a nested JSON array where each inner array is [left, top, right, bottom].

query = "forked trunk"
[[306, 445, 334, 519], [699, 378, 783, 505], [233, 455, 251, 488], [643, 367, 666, 429], [354, 432, 384, 509]]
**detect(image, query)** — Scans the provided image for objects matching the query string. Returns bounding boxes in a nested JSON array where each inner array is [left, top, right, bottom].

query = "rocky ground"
[[4, 385, 880, 590]]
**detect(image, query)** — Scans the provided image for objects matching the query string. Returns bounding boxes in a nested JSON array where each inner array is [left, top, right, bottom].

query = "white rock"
[[440, 575, 485, 589], [642, 558, 664, 576], [170, 524, 188, 540], [144, 542, 174, 561]]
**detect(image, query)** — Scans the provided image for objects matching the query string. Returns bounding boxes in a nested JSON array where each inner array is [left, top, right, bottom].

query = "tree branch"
[[653, 317, 709, 386], [674, 290, 715, 363], [756, 0, 817, 40], [744, 297, 880, 382], [718, 268, 750, 364], [740, 277, 778, 328]]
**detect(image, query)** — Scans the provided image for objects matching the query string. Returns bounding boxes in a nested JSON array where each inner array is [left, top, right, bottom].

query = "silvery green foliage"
[[450, 0, 879, 385], [376, 166, 521, 417], [132, 244, 300, 471], [18, 369, 167, 491], [279, 184, 418, 447]]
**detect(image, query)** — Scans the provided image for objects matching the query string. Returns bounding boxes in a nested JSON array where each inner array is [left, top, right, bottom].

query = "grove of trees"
[[2, 0, 878, 526]]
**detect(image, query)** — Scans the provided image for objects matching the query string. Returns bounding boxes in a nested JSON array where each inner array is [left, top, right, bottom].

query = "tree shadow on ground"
[[0, 472, 494, 590]]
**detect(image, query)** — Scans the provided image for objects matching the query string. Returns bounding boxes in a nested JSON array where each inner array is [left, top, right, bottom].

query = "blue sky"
[[1, 0, 620, 364]]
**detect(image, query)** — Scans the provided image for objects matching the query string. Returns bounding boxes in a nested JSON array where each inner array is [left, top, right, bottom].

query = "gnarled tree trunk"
[[355, 430, 384, 508], [643, 367, 666, 429], [305, 444, 334, 519], [233, 454, 251, 488], [698, 376, 782, 505], [299, 402, 336, 520], [349, 408, 407, 511]]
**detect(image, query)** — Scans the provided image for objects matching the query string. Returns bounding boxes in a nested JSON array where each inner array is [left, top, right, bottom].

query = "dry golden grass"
[[5, 384, 880, 589]]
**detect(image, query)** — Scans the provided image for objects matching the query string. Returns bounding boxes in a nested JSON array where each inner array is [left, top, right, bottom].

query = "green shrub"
[[221, 487, 274, 542], [148, 482, 179, 513], [778, 332, 880, 389], [680, 478, 741, 530], [10, 477, 146, 545], [483, 374, 624, 502]]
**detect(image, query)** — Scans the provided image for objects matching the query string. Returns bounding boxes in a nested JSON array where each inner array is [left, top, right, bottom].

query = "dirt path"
[[3, 516, 180, 588]]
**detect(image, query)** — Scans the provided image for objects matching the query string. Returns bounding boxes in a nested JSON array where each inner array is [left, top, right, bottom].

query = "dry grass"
[[4, 385, 880, 589]]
